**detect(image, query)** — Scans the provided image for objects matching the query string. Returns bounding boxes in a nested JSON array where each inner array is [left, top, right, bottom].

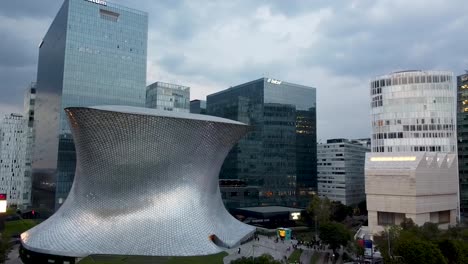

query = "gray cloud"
[[0, 31, 37, 68], [1, 0, 467, 141], [0, 0, 63, 18]]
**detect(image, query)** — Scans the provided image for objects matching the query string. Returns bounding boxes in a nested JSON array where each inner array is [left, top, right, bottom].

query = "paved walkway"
[[224, 235, 297, 263], [300, 249, 314, 264], [5, 244, 22, 264]]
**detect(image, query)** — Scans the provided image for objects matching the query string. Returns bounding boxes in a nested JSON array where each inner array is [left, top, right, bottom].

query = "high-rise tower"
[[33, 0, 148, 210], [207, 77, 317, 207], [365, 70, 458, 233], [0, 114, 29, 207], [457, 73, 468, 218]]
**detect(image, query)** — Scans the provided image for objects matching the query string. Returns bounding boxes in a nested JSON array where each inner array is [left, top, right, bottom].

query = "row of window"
[[373, 145, 443, 152], [377, 211, 450, 225], [375, 118, 454, 127], [374, 131, 453, 140], [371, 74, 452, 89]]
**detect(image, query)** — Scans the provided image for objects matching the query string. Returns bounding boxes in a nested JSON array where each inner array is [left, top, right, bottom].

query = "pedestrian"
[[238, 247, 241, 254]]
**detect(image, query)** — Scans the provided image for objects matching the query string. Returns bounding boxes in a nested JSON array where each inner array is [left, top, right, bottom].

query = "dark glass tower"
[[457, 73, 468, 217], [207, 78, 317, 207], [33, 0, 148, 210]]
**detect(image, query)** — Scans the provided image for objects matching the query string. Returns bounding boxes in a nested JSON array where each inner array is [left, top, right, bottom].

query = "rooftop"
[[237, 206, 303, 213], [67, 106, 247, 126]]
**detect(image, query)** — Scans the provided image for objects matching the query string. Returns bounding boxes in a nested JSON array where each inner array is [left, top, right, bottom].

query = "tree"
[[394, 237, 447, 264], [319, 222, 351, 252], [420, 222, 440, 241], [373, 225, 402, 264], [307, 195, 331, 224], [330, 201, 353, 222], [357, 200, 367, 215], [346, 240, 364, 261], [438, 239, 468, 264], [399, 217, 416, 231], [230, 254, 282, 264]]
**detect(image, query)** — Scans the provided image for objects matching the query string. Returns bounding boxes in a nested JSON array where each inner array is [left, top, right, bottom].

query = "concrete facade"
[[366, 152, 458, 233], [0, 114, 30, 208], [317, 138, 370, 205]]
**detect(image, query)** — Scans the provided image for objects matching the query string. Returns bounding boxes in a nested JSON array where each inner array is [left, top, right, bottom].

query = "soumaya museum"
[[21, 106, 255, 262]]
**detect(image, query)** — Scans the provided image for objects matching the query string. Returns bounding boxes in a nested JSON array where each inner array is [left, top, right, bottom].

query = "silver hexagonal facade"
[[21, 106, 255, 257]]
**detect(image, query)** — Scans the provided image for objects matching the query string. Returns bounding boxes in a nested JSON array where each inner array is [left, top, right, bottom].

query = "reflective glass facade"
[[146, 82, 190, 112], [457, 73, 468, 216], [190, 100, 207, 114], [33, 0, 148, 210], [370, 70, 456, 153], [207, 78, 317, 207]]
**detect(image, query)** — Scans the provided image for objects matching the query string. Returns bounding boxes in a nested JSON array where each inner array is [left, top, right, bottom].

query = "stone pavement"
[[5, 244, 22, 264], [300, 249, 314, 264], [224, 235, 297, 263], [222, 235, 346, 264]]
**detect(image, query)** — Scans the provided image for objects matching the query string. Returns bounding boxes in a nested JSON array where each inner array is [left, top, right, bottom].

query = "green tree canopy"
[[319, 222, 351, 251], [394, 237, 446, 264], [330, 201, 353, 222], [230, 254, 282, 264], [438, 239, 468, 264], [307, 195, 331, 224]]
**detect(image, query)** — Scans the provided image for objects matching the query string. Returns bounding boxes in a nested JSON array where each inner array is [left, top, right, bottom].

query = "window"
[[100, 9, 120, 22], [439, 211, 450, 223], [378, 212, 404, 225]]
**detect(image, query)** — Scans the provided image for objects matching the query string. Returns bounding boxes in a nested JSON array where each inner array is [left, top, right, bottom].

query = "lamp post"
[[252, 243, 255, 264], [315, 215, 318, 241]]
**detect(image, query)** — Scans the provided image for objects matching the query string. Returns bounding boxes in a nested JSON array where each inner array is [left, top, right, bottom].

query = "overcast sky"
[[1, 0, 467, 141]]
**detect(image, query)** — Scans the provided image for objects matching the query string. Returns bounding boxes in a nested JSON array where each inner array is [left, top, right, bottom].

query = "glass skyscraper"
[[33, 0, 148, 210], [190, 100, 207, 114], [146, 82, 190, 112], [207, 78, 317, 207], [457, 73, 468, 217]]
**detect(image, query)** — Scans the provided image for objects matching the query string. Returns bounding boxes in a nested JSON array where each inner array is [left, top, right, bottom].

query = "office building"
[[457, 73, 468, 217], [219, 179, 260, 209], [207, 77, 317, 207], [33, 0, 148, 210], [24, 82, 36, 129], [146, 82, 190, 112], [23, 83, 36, 209], [366, 70, 458, 233], [190, 99, 206, 114], [0, 114, 30, 208], [317, 138, 369, 206]]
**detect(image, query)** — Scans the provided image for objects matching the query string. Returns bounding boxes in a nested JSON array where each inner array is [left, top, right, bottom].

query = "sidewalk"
[[224, 235, 297, 263]]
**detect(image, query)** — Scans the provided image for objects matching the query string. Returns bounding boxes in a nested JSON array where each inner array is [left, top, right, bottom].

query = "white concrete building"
[[146, 82, 190, 112], [318, 138, 370, 206], [366, 70, 458, 233], [0, 113, 30, 208]]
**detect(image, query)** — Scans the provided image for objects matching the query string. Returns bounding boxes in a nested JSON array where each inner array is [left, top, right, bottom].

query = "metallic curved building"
[[21, 106, 255, 257]]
